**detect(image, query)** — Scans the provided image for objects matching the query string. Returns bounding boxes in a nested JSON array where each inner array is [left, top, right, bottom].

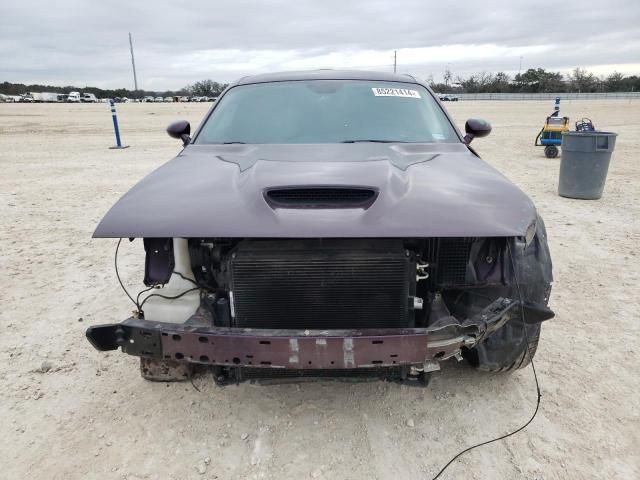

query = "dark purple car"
[[87, 70, 553, 385]]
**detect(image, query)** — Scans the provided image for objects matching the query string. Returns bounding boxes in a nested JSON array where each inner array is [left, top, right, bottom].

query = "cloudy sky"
[[1, 0, 638, 90]]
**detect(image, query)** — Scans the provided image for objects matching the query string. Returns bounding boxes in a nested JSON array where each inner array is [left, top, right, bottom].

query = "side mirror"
[[464, 118, 491, 144], [167, 120, 191, 146]]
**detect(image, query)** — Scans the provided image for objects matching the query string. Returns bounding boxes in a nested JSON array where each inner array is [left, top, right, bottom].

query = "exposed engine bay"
[[87, 233, 553, 385], [182, 237, 517, 330]]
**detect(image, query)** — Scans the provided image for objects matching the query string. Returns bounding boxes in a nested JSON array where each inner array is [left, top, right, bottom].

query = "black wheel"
[[544, 145, 559, 158], [463, 215, 552, 373], [463, 322, 540, 372]]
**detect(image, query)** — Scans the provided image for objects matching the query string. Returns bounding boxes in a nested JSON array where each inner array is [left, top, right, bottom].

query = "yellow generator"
[[535, 97, 569, 158]]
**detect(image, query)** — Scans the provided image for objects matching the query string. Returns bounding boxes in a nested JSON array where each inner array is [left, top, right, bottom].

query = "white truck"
[[30, 92, 63, 102], [81, 93, 98, 103], [67, 91, 81, 103]]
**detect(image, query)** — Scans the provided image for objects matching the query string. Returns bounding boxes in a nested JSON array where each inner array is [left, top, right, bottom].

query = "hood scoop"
[[264, 187, 378, 209]]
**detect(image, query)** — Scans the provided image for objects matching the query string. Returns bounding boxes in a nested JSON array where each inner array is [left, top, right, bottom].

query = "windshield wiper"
[[340, 139, 408, 143]]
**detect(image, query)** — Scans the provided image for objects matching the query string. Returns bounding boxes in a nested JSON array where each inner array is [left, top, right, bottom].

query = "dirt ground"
[[1, 99, 638, 480]]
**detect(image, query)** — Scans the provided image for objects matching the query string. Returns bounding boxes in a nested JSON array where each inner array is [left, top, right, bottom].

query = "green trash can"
[[559, 131, 617, 200]]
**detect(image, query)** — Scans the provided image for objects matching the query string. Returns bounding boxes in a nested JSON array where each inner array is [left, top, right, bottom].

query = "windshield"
[[195, 80, 458, 144]]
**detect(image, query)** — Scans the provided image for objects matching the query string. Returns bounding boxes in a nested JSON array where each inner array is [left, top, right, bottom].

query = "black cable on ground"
[[188, 368, 202, 393], [430, 242, 542, 480]]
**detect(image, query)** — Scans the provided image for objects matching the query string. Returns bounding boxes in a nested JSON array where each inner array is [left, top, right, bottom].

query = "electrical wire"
[[115, 238, 138, 309], [136, 285, 157, 310], [135, 271, 206, 312], [138, 287, 201, 311], [172, 270, 197, 284], [430, 241, 542, 480], [172, 270, 210, 290], [116, 237, 205, 312]]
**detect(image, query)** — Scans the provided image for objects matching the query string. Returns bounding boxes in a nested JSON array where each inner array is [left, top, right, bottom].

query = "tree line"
[[429, 68, 640, 93], [2, 67, 639, 98], [0, 79, 229, 99]]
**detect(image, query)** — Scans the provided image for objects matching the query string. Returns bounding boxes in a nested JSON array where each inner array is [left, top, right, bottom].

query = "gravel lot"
[[1, 100, 638, 480]]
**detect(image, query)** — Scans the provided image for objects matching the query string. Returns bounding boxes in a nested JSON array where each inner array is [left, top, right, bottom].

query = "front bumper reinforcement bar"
[[86, 298, 553, 369]]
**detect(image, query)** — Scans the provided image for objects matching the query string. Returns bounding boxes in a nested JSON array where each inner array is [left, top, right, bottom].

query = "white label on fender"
[[372, 87, 421, 98]]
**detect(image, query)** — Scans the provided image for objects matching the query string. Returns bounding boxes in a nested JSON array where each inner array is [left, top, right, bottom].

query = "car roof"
[[233, 69, 420, 86]]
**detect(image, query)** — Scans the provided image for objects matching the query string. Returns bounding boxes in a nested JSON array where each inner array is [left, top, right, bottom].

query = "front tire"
[[463, 322, 540, 372], [463, 215, 552, 372]]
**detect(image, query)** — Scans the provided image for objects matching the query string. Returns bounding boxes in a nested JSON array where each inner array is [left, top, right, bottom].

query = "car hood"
[[93, 143, 536, 238]]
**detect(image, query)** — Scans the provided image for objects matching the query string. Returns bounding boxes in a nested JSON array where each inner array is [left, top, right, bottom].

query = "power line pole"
[[129, 33, 139, 91], [518, 56, 523, 76], [393, 50, 397, 73]]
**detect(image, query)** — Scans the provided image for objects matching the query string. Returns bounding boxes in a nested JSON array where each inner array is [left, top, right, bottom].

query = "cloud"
[[1, 0, 638, 89]]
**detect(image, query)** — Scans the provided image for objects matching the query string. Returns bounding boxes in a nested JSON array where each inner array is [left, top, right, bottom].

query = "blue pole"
[[552, 96, 560, 117], [108, 99, 129, 149]]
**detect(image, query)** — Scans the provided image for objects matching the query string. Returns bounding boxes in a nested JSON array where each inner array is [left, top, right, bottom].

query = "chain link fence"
[[454, 92, 639, 101]]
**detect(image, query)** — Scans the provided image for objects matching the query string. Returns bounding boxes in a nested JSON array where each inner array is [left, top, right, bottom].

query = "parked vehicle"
[[164, 97, 174, 102], [81, 93, 98, 103], [87, 70, 553, 385], [439, 94, 459, 102], [28, 92, 61, 102], [154, 96, 164, 102], [67, 91, 81, 103], [143, 96, 155, 103], [20, 93, 35, 103]]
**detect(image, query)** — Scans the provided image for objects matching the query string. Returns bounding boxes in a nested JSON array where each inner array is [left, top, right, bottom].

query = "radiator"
[[229, 239, 413, 329]]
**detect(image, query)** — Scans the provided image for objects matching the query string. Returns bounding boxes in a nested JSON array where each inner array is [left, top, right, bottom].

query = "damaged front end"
[[86, 229, 553, 384], [87, 297, 551, 381]]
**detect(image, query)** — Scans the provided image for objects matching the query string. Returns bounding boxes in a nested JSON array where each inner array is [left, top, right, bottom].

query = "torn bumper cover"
[[86, 298, 553, 369]]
